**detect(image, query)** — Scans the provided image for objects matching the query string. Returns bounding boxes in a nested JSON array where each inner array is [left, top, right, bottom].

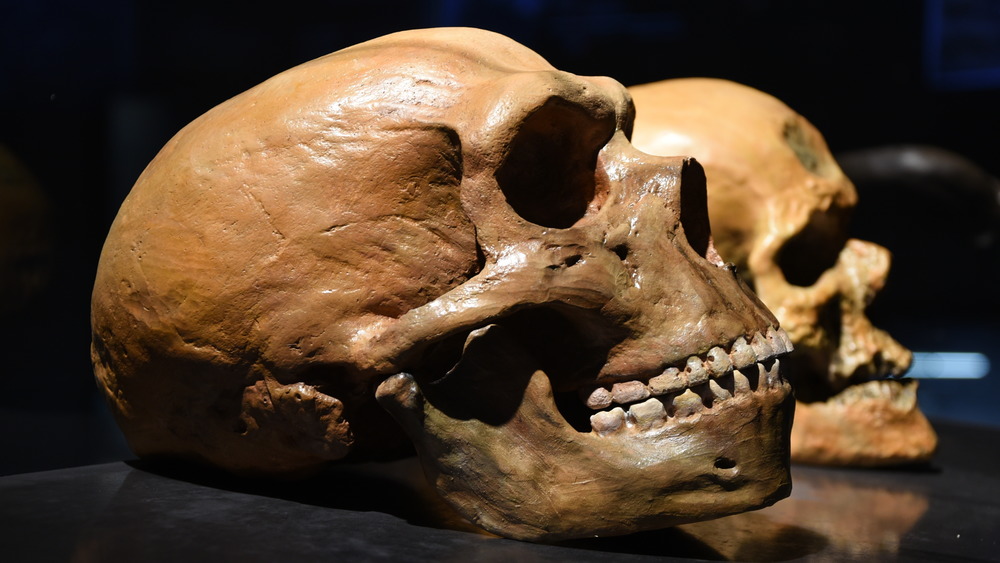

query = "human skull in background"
[[629, 78, 937, 466], [92, 29, 795, 541]]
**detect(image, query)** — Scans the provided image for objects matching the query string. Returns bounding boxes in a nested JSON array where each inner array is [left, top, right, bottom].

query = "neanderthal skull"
[[92, 30, 794, 541], [629, 78, 937, 466]]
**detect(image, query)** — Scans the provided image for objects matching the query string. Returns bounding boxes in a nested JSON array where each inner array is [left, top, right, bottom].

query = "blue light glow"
[[908, 352, 991, 379]]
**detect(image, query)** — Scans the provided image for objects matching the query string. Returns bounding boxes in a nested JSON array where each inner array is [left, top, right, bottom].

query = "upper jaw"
[[579, 326, 793, 434]]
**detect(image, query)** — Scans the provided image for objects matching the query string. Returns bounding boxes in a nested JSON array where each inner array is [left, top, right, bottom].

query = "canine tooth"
[[590, 407, 625, 435], [706, 346, 732, 376], [585, 387, 613, 410], [612, 380, 650, 405], [751, 332, 774, 360], [672, 389, 703, 418], [730, 336, 756, 368], [648, 367, 686, 395], [709, 379, 732, 401], [733, 369, 751, 393], [686, 357, 709, 386], [629, 397, 667, 428], [766, 327, 787, 355]]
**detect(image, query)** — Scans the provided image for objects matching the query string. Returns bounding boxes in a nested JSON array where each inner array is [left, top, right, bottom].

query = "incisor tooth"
[[778, 328, 794, 353], [706, 346, 732, 376], [585, 387, 613, 410], [611, 380, 650, 405], [629, 397, 667, 428], [686, 357, 709, 386], [766, 326, 787, 355], [648, 367, 686, 395], [730, 337, 756, 368], [751, 332, 774, 359], [672, 389, 703, 418], [590, 407, 625, 435]]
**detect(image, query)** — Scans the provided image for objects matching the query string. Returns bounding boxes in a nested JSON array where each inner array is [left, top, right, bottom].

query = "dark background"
[[1, 0, 998, 474]]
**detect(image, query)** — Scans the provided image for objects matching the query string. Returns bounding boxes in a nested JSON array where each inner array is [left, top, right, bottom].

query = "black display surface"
[[1, 420, 997, 562]]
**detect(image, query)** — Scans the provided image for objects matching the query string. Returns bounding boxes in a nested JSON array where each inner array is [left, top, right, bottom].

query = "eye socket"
[[776, 210, 850, 287], [495, 98, 613, 228]]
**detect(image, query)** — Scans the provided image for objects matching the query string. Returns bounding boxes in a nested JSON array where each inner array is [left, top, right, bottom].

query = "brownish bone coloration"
[[92, 29, 794, 541], [630, 78, 936, 466]]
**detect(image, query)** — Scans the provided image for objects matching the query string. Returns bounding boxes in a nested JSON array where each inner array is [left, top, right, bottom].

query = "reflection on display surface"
[[60, 462, 930, 561], [2, 420, 997, 562], [679, 465, 929, 560]]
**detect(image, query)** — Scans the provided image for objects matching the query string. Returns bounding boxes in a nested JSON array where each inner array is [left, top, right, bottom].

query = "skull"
[[629, 78, 937, 466], [91, 30, 794, 541]]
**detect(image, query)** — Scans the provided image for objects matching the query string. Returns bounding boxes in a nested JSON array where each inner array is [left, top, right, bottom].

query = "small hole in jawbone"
[[612, 244, 628, 261], [714, 457, 737, 470]]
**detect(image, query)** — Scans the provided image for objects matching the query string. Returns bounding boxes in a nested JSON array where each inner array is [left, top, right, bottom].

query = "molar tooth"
[[584, 387, 613, 410], [751, 332, 775, 360], [709, 379, 733, 401], [672, 389, 703, 418], [766, 326, 787, 355], [590, 407, 625, 436], [730, 336, 757, 368], [732, 369, 751, 393], [629, 397, 667, 429], [686, 357, 709, 386], [648, 367, 686, 395], [611, 380, 650, 405], [706, 346, 733, 377]]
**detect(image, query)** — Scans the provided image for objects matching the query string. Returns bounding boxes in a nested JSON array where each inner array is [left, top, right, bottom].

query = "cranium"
[[91, 29, 794, 541], [629, 78, 937, 466]]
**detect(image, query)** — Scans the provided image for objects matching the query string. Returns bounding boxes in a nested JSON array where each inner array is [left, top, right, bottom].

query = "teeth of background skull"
[[648, 367, 685, 395], [686, 357, 710, 386], [730, 337, 756, 369], [828, 378, 917, 409], [766, 326, 787, 355]]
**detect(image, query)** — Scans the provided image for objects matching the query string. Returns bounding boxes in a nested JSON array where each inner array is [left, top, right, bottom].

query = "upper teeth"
[[585, 327, 791, 435]]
